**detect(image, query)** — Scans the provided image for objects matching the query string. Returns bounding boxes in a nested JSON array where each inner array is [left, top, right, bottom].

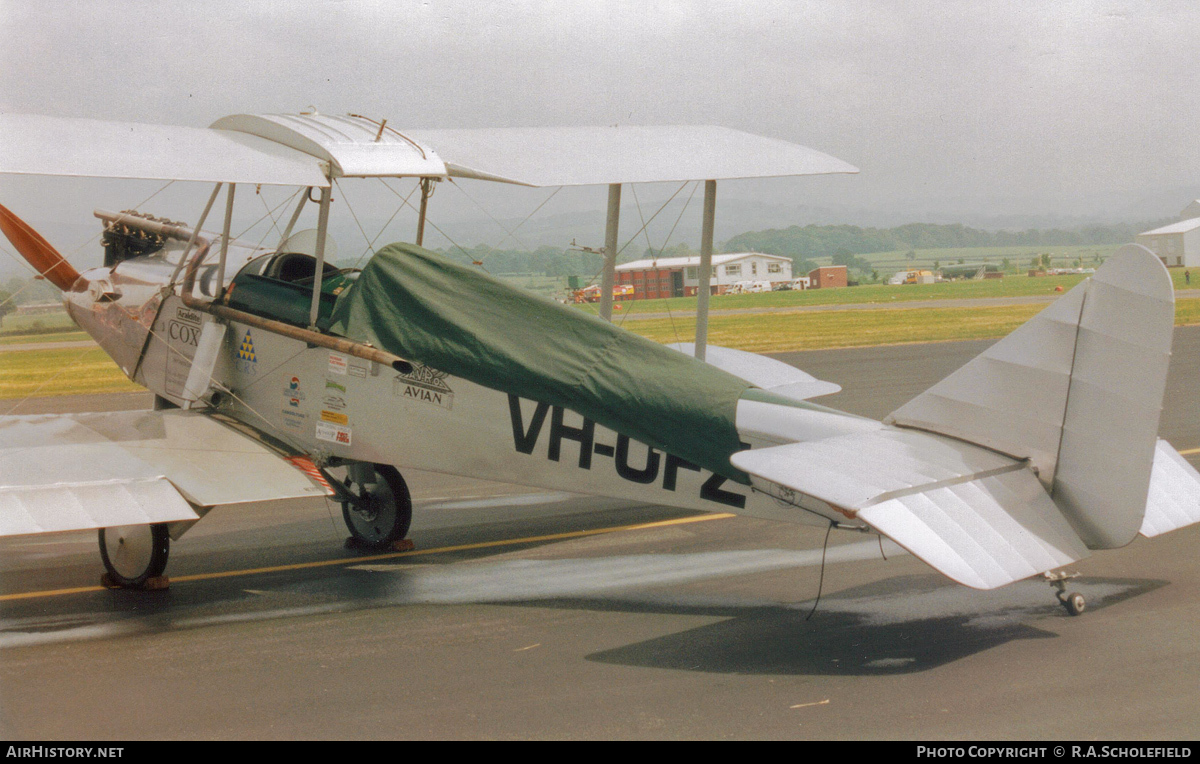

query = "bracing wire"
[[245, 187, 304, 250], [346, 180, 422, 269], [379, 178, 476, 264], [805, 521, 836, 621]]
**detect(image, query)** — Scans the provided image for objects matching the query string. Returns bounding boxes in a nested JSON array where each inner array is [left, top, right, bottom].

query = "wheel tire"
[[99, 523, 170, 588], [337, 464, 412, 550], [1065, 592, 1086, 616]]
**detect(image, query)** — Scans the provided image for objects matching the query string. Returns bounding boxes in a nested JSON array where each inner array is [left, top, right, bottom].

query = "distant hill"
[[722, 220, 1173, 261]]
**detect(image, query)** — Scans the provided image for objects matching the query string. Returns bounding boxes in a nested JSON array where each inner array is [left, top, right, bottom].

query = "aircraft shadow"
[[571, 574, 1165, 676], [0, 548, 1165, 671]]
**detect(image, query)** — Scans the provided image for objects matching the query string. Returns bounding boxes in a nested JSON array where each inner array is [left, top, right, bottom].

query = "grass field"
[[0, 310, 77, 335], [0, 346, 142, 401], [577, 268, 1199, 318], [848, 244, 1120, 272], [627, 297, 1200, 352]]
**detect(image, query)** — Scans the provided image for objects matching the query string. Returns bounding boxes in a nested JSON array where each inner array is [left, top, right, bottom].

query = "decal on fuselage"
[[393, 363, 454, 410], [234, 329, 258, 375], [316, 421, 352, 446], [506, 394, 746, 509], [167, 320, 200, 347]]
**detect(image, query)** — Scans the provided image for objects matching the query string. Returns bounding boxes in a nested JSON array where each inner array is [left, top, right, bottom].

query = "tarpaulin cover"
[[329, 243, 752, 480]]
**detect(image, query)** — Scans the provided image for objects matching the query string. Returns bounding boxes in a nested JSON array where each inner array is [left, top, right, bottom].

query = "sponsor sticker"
[[316, 421, 352, 446], [328, 353, 348, 375], [320, 410, 349, 425], [234, 330, 258, 375], [348, 362, 369, 378], [281, 409, 307, 429], [284, 376, 306, 407]]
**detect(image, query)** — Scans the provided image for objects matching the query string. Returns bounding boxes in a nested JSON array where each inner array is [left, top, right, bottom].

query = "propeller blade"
[[0, 203, 83, 291]]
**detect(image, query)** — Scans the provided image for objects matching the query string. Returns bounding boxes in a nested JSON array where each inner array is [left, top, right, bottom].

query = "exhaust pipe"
[[0, 203, 84, 291]]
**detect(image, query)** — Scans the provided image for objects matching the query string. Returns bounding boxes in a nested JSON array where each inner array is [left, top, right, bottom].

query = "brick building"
[[807, 265, 848, 288]]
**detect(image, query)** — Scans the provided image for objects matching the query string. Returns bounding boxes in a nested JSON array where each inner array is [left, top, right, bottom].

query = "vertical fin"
[[886, 245, 1175, 549]]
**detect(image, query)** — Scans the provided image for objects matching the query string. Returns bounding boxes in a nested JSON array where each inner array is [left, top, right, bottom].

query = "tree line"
[[722, 220, 1170, 261]]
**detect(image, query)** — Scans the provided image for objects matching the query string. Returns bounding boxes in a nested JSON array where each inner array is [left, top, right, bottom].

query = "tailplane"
[[886, 244, 1176, 549]]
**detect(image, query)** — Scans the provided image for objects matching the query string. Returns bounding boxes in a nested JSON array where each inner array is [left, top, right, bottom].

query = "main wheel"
[[99, 523, 170, 588], [334, 463, 412, 550]]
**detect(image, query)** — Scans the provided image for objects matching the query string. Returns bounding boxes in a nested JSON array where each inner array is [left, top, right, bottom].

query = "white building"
[[615, 252, 793, 298], [1137, 201, 1200, 268]]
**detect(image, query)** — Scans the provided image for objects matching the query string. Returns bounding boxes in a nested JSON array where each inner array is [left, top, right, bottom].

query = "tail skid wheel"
[[99, 523, 170, 588], [1044, 570, 1086, 616], [334, 463, 412, 551], [1062, 591, 1086, 616]]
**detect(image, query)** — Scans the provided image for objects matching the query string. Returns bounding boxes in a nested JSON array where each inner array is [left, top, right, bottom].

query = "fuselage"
[[63, 229, 876, 529]]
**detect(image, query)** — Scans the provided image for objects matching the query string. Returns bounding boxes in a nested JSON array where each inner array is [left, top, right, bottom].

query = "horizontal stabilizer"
[[0, 478, 197, 537], [731, 429, 1088, 589], [858, 472, 1088, 590], [1141, 441, 1200, 538], [668, 343, 840, 401]]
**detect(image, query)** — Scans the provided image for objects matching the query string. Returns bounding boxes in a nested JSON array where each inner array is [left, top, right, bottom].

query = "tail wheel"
[[335, 463, 412, 550], [1064, 592, 1086, 616], [99, 524, 170, 588]]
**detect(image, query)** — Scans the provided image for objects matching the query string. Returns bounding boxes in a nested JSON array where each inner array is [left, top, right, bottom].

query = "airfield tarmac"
[[1, 329, 1198, 740]]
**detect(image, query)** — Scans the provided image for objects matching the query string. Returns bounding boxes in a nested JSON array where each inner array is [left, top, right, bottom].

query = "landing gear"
[[1045, 570, 1085, 616], [99, 523, 171, 589], [330, 463, 412, 551]]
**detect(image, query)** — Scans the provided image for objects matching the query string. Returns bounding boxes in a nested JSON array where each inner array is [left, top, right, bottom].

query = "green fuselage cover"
[[329, 243, 753, 481]]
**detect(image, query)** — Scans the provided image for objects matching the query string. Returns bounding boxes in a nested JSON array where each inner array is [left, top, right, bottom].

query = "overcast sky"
[[2, 1, 1199, 270]]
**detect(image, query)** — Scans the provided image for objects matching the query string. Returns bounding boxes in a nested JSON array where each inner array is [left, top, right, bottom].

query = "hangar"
[[1137, 201, 1200, 268], [615, 252, 793, 298]]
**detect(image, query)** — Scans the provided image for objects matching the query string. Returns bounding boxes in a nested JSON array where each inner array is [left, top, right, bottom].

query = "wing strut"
[[308, 185, 334, 330], [598, 183, 622, 321], [596, 177, 717, 363], [695, 179, 717, 360]]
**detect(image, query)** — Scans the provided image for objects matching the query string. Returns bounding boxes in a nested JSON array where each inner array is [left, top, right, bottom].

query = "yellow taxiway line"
[[0, 512, 737, 603], [6, 446, 1200, 603]]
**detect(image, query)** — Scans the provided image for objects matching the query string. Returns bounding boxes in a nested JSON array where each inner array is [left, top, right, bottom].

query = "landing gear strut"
[[330, 463, 412, 551], [99, 523, 171, 589], [1045, 570, 1085, 616]]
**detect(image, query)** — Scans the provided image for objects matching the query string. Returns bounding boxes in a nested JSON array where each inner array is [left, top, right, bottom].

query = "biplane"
[[1, 112, 1198, 615]]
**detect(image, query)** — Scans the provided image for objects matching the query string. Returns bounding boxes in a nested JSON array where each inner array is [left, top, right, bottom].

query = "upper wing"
[[0, 410, 332, 538], [405, 125, 859, 186], [2, 113, 857, 188], [0, 113, 329, 187]]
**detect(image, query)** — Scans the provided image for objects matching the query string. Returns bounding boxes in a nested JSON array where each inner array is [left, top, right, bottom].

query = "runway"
[[1, 328, 1198, 740]]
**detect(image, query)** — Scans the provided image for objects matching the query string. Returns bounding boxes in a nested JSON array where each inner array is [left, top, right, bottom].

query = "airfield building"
[[807, 265, 848, 289], [1137, 201, 1200, 268], [615, 252, 792, 299]]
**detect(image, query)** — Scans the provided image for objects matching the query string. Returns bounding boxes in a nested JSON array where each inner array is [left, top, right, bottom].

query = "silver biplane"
[[1, 112, 1198, 615]]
